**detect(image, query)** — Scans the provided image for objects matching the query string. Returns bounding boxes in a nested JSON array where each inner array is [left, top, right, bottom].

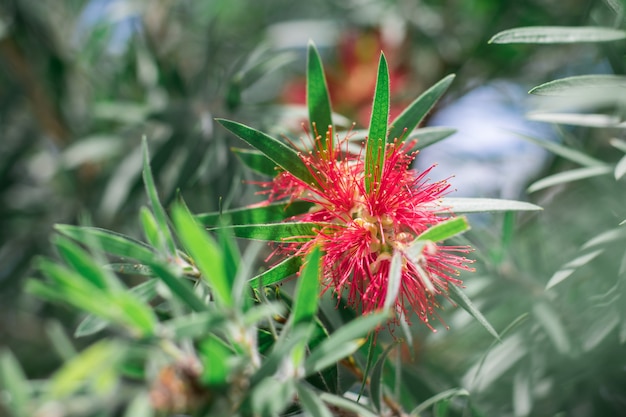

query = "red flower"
[[262, 129, 474, 330]]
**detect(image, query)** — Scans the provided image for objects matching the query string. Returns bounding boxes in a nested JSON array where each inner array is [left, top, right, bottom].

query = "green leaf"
[[545, 249, 604, 290], [249, 255, 302, 288], [615, 154, 626, 180], [416, 216, 469, 242], [513, 132, 606, 167], [142, 138, 176, 254], [75, 279, 158, 337], [165, 312, 225, 340], [384, 251, 403, 310], [217, 119, 317, 186], [232, 147, 278, 177], [319, 393, 378, 417], [139, 207, 164, 251], [123, 392, 153, 417], [147, 261, 208, 312], [527, 166, 612, 193], [214, 222, 326, 242], [52, 235, 118, 291], [365, 54, 390, 194], [529, 74, 626, 96], [369, 342, 397, 413], [307, 41, 333, 147], [388, 74, 455, 143], [0, 349, 30, 417], [410, 388, 470, 416], [532, 302, 571, 355], [196, 201, 314, 227], [291, 247, 322, 327], [172, 204, 230, 307], [198, 336, 232, 386], [55, 225, 156, 264], [411, 127, 457, 150], [526, 112, 623, 127], [107, 263, 154, 275], [305, 311, 389, 376], [434, 198, 542, 214], [297, 384, 334, 417], [489, 26, 626, 43], [448, 285, 500, 341]]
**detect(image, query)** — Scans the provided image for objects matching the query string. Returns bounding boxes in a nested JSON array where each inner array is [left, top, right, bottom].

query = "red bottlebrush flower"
[[262, 129, 474, 330]]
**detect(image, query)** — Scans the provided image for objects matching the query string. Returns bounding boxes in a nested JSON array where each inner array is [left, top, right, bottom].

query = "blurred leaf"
[[232, 147, 278, 177], [297, 383, 333, 417], [581, 227, 626, 250], [61, 135, 123, 169], [436, 198, 542, 213], [49, 340, 125, 398], [533, 303, 571, 355], [529, 75, 626, 96], [198, 335, 232, 386], [55, 225, 156, 264], [319, 393, 378, 417], [217, 119, 317, 186], [249, 255, 302, 288], [196, 201, 313, 227], [365, 54, 389, 194], [107, 263, 153, 275], [526, 112, 623, 127], [0, 350, 29, 417], [411, 127, 457, 150], [147, 261, 208, 312], [389, 74, 455, 143], [214, 222, 327, 242], [513, 132, 606, 167], [172, 204, 230, 307], [307, 41, 333, 146], [142, 138, 176, 254], [123, 392, 153, 417], [582, 310, 619, 351], [383, 251, 403, 311], [545, 249, 604, 289], [76, 279, 158, 338], [140, 207, 164, 251], [410, 388, 470, 416], [611, 138, 626, 153], [291, 247, 321, 327], [448, 285, 500, 341], [249, 378, 296, 417], [305, 311, 389, 376], [166, 312, 225, 340], [370, 342, 397, 413], [528, 166, 613, 193], [489, 26, 626, 43], [513, 370, 532, 417], [416, 216, 470, 242], [45, 321, 77, 361], [615, 154, 626, 179]]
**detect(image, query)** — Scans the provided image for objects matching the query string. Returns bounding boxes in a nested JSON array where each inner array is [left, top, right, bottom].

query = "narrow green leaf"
[[217, 119, 317, 186], [526, 112, 623, 127], [489, 26, 626, 44], [610, 138, 626, 153], [513, 132, 606, 167], [123, 392, 154, 417], [107, 263, 153, 276], [384, 251, 403, 310], [532, 303, 571, 355], [0, 350, 30, 417], [166, 312, 225, 340], [249, 255, 302, 288], [232, 147, 278, 177], [307, 41, 333, 147], [365, 54, 390, 194], [196, 201, 314, 227], [297, 384, 334, 417], [528, 166, 612, 193], [214, 222, 326, 242], [141, 138, 176, 254], [370, 343, 397, 413], [615, 154, 626, 180], [388, 74, 455, 143], [291, 247, 322, 326], [545, 249, 604, 290], [434, 198, 543, 214], [529, 74, 626, 96], [305, 311, 389, 375], [114, 292, 158, 338], [410, 388, 470, 416], [55, 225, 156, 264], [140, 207, 164, 250], [171, 204, 230, 307], [198, 336, 232, 386], [448, 285, 500, 341], [319, 393, 379, 417], [75, 279, 158, 337], [53, 235, 116, 290], [147, 261, 208, 312], [411, 127, 457, 150], [416, 216, 469, 242]]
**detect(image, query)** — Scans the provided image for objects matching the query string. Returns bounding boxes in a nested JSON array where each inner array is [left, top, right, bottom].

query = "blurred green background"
[[1, 0, 625, 416]]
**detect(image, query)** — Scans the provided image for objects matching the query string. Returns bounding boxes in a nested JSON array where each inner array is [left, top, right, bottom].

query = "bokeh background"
[[1, 0, 625, 416]]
